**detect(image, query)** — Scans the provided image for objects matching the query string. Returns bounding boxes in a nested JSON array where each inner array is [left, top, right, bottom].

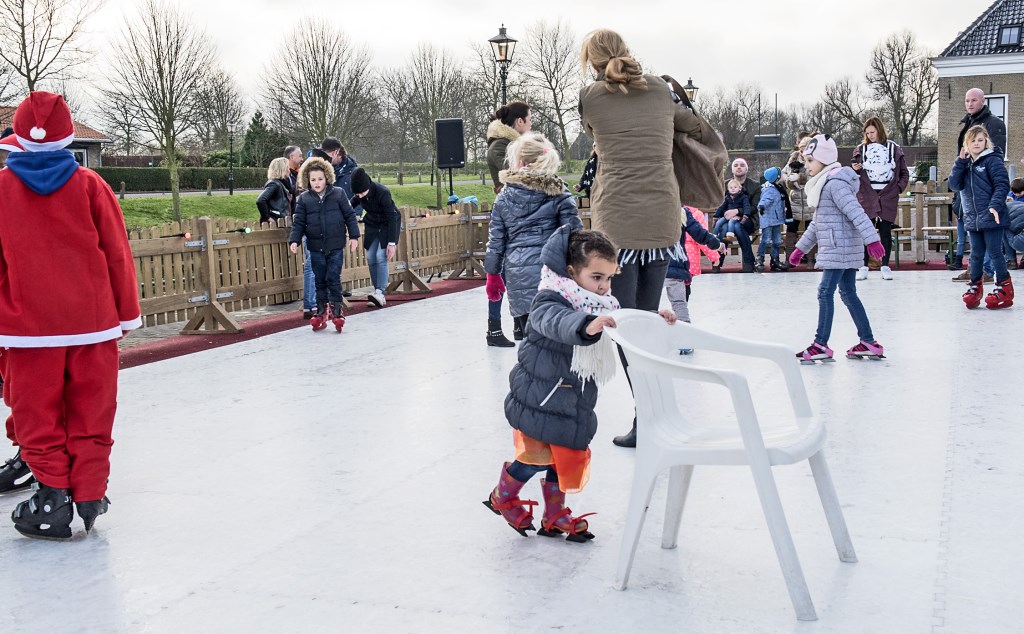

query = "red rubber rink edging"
[[119, 278, 485, 370]]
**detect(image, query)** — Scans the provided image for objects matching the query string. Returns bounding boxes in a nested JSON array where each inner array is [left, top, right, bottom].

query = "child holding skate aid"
[[484, 225, 675, 541], [788, 134, 887, 363], [289, 157, 360, 331], [948, 125, 1014, 309]]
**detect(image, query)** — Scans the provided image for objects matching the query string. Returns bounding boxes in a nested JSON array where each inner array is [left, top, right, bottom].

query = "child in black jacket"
[[289, 157, 360, 329], [349, 168, 401, 307]]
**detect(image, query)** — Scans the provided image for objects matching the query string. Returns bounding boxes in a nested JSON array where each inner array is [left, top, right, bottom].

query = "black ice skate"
[[0, 449, 36, 494], [11, 484, 73, 540], [76, 497, 110, 532]]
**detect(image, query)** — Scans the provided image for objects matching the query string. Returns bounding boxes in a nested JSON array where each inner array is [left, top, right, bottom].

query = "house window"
[[998, 25, 1021, 47], [71, 149, 87, 166]]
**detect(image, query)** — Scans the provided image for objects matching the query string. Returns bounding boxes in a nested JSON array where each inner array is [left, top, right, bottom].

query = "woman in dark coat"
[[851, 117, 909, 281], [256, 157, 292, 223]]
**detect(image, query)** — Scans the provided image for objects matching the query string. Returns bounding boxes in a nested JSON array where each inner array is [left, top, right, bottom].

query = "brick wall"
[[937, 73, 1024, 179]]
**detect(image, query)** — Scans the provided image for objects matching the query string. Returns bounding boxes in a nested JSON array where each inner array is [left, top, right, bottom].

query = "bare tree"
[[701, 83, 764, 149], [0, 63, 18, 103], [0, 0, 103, 92], [379, 66, 420, 175], [407, 42, 464, 206], [821, 78, 870, 133], [865, 31, 939, 146], [519, 19, 582, 168], [107, 0, 213, 222], [191, 67, 247, 152], [261, 21, 375, 147], [97, 88, 142, 155]]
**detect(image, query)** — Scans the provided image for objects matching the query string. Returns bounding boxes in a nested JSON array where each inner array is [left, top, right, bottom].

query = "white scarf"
[[804, 161, 842, 208], [537, 265, 620, 386]]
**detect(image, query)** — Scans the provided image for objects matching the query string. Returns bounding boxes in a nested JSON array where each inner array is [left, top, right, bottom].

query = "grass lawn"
[[119, 179, 582, 229]]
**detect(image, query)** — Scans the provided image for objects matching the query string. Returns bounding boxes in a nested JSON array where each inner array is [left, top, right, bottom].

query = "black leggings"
[[863, 218, 893, 266], [507, 460, 558, 483]]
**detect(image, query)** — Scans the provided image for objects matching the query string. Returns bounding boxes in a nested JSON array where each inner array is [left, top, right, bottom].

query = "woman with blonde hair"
[[851, 116, 909, 280], [578, 28, 704, 448], [256, 156, 293, 224]]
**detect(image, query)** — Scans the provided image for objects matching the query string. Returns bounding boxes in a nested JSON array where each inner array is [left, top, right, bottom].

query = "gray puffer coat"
[[484, 170, 582, 316], [795, 167, 880, 270], [504, 225, 603, 450]]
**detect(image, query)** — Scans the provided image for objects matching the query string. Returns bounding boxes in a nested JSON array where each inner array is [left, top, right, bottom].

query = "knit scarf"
[[537, 265, 620, 386], [804, 162, 842, 208]]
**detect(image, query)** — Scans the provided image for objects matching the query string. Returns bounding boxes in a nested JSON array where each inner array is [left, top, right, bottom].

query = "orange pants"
[[4, 341, 119, 501]]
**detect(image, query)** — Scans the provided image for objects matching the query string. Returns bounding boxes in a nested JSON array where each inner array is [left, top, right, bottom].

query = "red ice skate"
[[537, 477, 595, 543], [483, 462, 538, 536], [330, 301, 345, 332], [963, 278, 984, 309], [310, 300, 328, 331], [984, 276, 1013, 309]]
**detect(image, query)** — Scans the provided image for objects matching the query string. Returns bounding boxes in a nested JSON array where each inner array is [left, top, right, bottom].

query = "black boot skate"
[[754, 257, 765, 273], [512, 315, 528, 341], [0, 449, 36, 494], [486, 319, 514, 347], [330, 301, 346, 332], [11, 484, 73, 540], [76, 497, 110, 532], [770, 257, 786, 272]]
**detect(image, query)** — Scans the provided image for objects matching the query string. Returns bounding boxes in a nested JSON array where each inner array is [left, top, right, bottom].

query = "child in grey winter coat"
[[484, 225, 675, 542], [755, 167, 790, 272], [788, 134, 887, 363]]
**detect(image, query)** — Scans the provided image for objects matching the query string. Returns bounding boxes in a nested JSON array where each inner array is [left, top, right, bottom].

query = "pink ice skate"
[[846, 340, 885, 360], [796, 342, 834, 364]]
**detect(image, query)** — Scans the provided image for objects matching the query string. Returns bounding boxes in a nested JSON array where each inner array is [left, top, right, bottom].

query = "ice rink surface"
[[1, 270, 1021, 633]]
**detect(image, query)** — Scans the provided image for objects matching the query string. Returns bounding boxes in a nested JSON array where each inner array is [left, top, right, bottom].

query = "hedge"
[[93, 167, 268, 192]]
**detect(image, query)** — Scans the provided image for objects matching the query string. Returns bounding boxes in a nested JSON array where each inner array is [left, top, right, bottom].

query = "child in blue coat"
[[949, 125, 1013, 309], [755, 167, 790, 272]]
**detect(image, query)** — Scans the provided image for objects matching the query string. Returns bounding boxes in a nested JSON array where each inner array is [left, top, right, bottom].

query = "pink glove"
[[866, 241, 885, 261], [789, 248, 804, 268], [485, 274, 505, 302]]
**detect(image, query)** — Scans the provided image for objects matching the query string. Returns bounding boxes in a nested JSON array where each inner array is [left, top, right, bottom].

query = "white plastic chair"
[[604, 309, 857, 622]]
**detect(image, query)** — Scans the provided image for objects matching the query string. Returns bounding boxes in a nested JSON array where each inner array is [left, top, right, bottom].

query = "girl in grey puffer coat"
[[484, 133, 583, 331], [790, 134, 886, 363]]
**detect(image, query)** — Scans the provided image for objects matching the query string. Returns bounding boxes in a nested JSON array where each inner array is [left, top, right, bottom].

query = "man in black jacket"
[[349, 168, 401, 307], [725, 158, 760, 272]]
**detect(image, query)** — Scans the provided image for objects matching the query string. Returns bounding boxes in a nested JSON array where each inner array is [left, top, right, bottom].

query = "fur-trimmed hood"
[[499, 169, 567, 196], [486, 119, 519, 144], [298, 156, 335, 190]]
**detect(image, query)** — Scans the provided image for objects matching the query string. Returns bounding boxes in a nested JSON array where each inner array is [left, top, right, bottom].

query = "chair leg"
[[748, 460, 817, 621], [808, 450, 857, 563], [615, 464, 659, 591], [661, 465, 694, 549]]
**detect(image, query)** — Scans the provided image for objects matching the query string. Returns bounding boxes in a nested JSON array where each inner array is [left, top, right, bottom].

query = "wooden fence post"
[[912, 182, 926, 264], [207, 179, 213, 196], [397, 171, 403, 186], [448, 202, 487, 279], [385, 208, 431, 294], [180, 216, 244, 334], [119, 182, 126, 200]]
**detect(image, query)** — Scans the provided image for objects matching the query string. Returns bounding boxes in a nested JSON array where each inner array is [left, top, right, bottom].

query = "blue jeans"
[[955, 215, 994, 274], [757, 225, 782, 259], [713, 218, 741, 240], [1009, 231, 1024, 254], [969, 229, 1010, 282], [1003, 229, 1017, 263], [487, 274, 508, 321], [308, 248, 345, 303], [365, 238, 389, 292], [814, 269, 874, 346], [302, 239, 316, 310]]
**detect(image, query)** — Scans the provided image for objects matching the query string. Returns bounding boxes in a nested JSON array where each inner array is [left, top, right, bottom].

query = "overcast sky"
[[85, 0, 990, 111]]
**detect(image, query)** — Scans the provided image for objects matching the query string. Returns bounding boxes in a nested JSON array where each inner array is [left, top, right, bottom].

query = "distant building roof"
[[940, 0, 1024, 57], [0, 105, 112, 143]]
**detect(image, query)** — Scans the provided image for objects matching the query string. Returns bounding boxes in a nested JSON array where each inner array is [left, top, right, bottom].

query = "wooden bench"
[[891, 226, 956, 267]]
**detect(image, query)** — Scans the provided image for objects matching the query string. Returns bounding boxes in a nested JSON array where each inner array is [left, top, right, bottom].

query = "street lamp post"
[[682, 78, 699, 103], [228, 124, 235, 196], [489, 24, 517, 105]]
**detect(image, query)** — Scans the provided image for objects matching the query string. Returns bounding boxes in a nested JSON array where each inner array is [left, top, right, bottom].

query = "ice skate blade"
[[14, 525, 73, 541], [846, 354, 885, 360], [482, 500, 536, 537], [538, 527, 595, 542], [799, 358, 835, 365]]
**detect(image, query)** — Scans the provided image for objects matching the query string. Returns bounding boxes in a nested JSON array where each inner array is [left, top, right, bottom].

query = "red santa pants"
[[4, 341, 118, 501], [1, 350, 14, 444]]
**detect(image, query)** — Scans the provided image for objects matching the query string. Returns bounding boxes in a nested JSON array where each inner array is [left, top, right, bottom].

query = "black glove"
[[350, 195, 361, 210]]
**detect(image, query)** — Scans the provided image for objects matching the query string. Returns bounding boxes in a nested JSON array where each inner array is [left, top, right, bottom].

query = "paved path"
[[2, 271, 1021, 632]]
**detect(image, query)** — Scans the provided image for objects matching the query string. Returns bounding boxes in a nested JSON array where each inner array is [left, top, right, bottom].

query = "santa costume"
[[0, 92, 141, 539]]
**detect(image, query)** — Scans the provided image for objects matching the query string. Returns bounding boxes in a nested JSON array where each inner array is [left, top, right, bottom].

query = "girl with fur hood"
[[788, 134, 887, 363], [288, 157, 361, 330], [484, 101, 533, 347], [484, 132, 583, 341], [484, 225, 676, 542]]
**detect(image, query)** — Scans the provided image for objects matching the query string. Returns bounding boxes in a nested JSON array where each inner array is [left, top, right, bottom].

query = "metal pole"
[[500, 66, 508, 105], [228, 131, 235, 196]]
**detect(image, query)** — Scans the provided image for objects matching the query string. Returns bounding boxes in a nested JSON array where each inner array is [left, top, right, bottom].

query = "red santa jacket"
[[0, 150, 141, 347]]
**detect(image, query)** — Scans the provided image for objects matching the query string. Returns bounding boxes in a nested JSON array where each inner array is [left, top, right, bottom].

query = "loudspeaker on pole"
[[435, 119, 465, 169]]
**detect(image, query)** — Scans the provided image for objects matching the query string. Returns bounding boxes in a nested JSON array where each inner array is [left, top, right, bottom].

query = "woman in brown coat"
[[578, 28, 703, 447]]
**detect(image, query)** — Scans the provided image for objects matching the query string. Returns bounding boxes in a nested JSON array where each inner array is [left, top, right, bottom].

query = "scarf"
[[537, 265, 620, 386], [804, 161, 842, 208]]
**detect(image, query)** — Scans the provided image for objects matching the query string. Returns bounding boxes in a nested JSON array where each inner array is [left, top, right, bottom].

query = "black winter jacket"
[[1009, 200, 1024, 236], [667, 209, 721, 282], [289, 186, 361, 252], [350, 182, 401, 249], [948, 147, 1010, 232], [504, 225, 602, 450], [957, 106, 1007, 155], [256, 179, 291, 223]]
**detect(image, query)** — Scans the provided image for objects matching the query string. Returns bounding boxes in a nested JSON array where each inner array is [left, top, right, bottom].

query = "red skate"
[[537, 477, 595, 543], [963, 278, 984, 309], [310, 301, 328, 331], [330, 301, 346, 332], [483, 462, 537, 537], [985, 276, 1014, 309]]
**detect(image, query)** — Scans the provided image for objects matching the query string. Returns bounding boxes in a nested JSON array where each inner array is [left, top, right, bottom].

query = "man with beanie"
[[0, 92, 141, 539], [321, 137, 358, 198], [349, 168, 401, 307], [726, 158, 760, 272]]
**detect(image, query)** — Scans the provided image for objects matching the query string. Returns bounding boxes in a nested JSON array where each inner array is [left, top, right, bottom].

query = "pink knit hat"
[[802, 134, 838, 165]]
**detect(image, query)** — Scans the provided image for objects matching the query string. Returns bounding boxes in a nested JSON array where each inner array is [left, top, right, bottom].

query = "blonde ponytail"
[[506, 132, 561, 176], [580, 29, 647, 94]]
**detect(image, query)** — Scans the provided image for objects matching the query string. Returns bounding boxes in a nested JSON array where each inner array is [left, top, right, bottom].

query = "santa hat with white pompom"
[[13, 91, 75, 152]]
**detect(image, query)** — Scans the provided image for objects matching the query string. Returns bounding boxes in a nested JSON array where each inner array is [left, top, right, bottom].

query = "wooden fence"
[[130, 184, 956, 334]]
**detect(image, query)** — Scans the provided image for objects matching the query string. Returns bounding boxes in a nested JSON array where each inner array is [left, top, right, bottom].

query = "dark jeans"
[[969, 229, 1010, 283], [309, 248, 345, 303], [814, 269, 874, 346], [507, 460, 558, 483], [863, 218, 893, 266], [487, 274, 508, 321], [611, 257, 669, 311]]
